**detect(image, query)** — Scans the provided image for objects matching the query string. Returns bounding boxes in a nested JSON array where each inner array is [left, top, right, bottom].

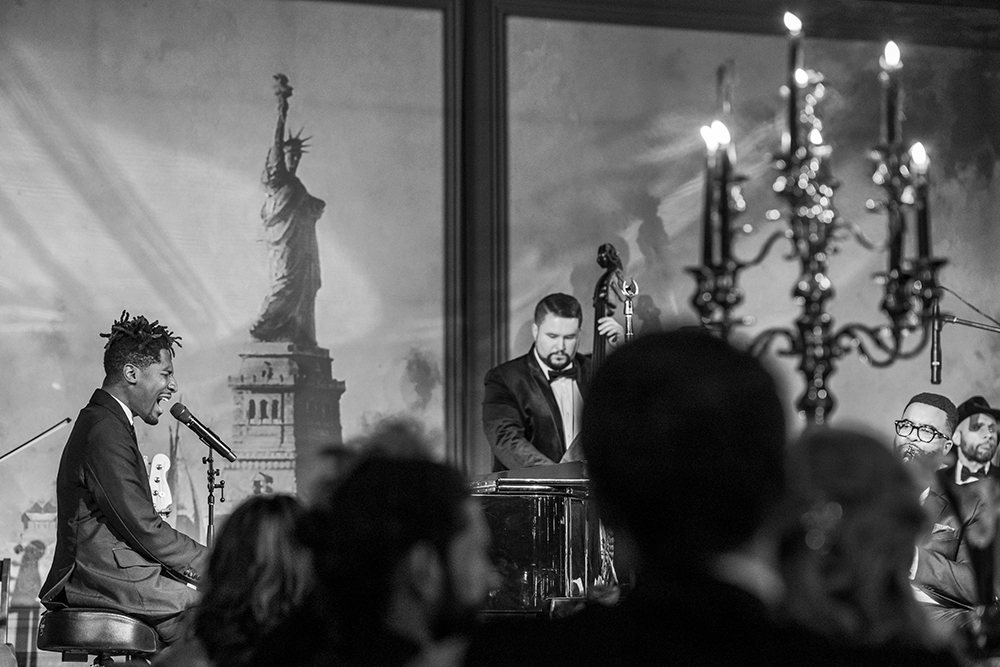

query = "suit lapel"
[[577, 355, 591, 395], [90, 388, 145, 467], [527, 350, 566, 450], [937, 464, 984, 537], [91, 388, 134, 433], [924, 488, 949, 521]]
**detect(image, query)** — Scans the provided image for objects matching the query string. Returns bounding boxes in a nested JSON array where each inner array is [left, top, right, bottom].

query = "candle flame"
[[910, 142, 929, 174], [711, 120, 731, 147], [701, 125, 719, 154], [884, 41, 901, 67], [794, 68, 809, 86], [784, 12, 802, 36]]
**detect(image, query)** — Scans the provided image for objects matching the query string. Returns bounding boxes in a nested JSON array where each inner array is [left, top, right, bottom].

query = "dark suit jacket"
[[914, 463, 1000, 609], [39, 389, 207, 622], [482, 349, 591, 471]]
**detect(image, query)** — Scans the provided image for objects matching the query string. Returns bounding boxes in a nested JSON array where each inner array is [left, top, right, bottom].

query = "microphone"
[[931, 298, 942, 385], [170, 403, 238, 462]]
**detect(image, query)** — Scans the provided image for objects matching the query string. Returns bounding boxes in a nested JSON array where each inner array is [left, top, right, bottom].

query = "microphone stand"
[[202, 450, 226, 549], [0, 418, 71, 463], [931, 314, 1000, 385]]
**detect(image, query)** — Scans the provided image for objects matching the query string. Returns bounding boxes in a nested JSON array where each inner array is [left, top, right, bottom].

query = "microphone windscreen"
[[170, 402, 192, 423]]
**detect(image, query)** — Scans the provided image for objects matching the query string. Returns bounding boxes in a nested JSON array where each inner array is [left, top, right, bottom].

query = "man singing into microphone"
[[40, 311, 208, 644]]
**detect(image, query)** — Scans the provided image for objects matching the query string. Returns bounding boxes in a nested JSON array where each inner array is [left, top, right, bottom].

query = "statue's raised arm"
[[266, 73, 294, 181], [250, 73, 326, 348]]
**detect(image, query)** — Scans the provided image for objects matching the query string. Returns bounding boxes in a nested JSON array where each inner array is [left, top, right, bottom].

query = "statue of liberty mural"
[[250, 73, 325, 347]]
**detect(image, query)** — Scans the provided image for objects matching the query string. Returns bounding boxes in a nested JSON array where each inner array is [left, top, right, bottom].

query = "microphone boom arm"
[[941, 314, 1000, 335], [0, 417, 72, 464]]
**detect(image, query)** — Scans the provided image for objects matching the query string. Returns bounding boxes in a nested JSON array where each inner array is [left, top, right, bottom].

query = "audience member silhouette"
[[270, 426, 497, 667], [152, 494, 313, 667], [777, 426, 958, 656]]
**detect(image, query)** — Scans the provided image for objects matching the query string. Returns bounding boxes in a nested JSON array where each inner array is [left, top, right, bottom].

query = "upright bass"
[[592, 243, 625, 374], [561, 244, 624, 467]]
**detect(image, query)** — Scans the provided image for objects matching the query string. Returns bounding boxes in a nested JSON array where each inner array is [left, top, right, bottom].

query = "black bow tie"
[[548, 366, 579, 383], [961, 466, 988, 482]]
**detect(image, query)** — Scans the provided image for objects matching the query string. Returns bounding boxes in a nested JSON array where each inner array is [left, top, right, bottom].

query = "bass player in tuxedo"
[[482, 293, 622, 472], [39, 312, 207, 645]]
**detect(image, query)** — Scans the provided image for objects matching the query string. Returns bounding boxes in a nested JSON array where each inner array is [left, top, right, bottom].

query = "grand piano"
[[470, 461, 613, 616]]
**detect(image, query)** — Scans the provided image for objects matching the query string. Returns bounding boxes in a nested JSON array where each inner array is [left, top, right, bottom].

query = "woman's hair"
[[778, 426, 935, 647], [193, 493, 314, 667]]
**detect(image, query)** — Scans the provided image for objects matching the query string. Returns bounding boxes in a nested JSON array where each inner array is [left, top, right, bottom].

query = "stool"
[[37, 608, 163, 666]]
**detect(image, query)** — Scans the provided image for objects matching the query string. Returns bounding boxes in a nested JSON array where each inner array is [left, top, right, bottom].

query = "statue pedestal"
[[226, 341, 346, 503]]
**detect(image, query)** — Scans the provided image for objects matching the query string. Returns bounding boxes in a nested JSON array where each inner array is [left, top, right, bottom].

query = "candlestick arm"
[[748, 327, 797, 358], [834, 317, 931, 368]]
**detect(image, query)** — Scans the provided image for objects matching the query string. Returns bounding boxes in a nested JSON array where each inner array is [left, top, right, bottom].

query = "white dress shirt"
[[109, 391, 135, 427], [535, 349, 583, 451]]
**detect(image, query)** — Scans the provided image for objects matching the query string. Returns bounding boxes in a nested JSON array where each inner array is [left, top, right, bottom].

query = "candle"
[[701, 125, 719, 265], [887, 209, 904, 274], [910, 142, 931, 258], [717, 61, 734, 117], [880, 41, 903, 146], [785, 13, 803, 161], [713, 121, 732, 263]]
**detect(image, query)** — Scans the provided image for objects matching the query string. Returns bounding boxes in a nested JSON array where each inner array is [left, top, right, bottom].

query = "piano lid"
[[469, 461, 589, 496]]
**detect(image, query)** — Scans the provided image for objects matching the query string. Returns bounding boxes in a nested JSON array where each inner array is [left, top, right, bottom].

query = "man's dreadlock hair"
[[101, 310, 182, 383]]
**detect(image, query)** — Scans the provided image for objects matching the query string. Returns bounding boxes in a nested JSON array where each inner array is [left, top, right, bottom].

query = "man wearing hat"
[[951, 396, 1000, 484], [911, 395, 1000, 635]]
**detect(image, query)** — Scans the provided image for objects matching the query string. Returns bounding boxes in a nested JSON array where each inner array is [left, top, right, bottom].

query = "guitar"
[[148, 453, 173, 522]]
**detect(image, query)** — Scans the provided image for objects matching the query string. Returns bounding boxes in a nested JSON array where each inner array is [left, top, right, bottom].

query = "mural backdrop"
[[0, 0, 444, 628], [3, 0, 1000, 649]]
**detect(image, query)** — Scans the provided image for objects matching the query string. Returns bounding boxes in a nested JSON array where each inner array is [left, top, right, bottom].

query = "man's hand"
[[597, 316, 625, 348]]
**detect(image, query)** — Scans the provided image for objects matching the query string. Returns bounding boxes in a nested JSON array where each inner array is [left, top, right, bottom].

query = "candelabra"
[[688, 18, 946, 425]]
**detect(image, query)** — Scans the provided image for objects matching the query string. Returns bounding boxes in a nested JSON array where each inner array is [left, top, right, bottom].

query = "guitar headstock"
[[149, 453, 173, 519]]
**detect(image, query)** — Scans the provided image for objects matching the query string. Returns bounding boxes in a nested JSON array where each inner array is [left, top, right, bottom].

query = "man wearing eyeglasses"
[[900, 393, 1000, 634], [893, 392, 956, 472]]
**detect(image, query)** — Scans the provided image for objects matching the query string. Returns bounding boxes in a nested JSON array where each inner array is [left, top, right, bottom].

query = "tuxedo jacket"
[[914, 462, 1000, 609], [39, 389, 207, 621], [482, 349, 592, 471]]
